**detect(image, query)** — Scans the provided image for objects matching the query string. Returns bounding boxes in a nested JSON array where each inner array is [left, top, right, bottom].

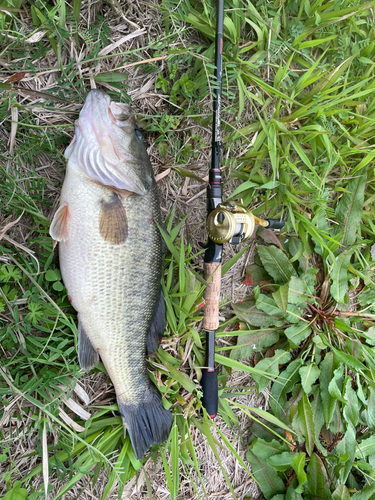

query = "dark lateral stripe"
[[99, 192, 128, 244]]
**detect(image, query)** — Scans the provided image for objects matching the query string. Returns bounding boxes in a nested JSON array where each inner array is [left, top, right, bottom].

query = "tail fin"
[[118, 383, 173, 459]]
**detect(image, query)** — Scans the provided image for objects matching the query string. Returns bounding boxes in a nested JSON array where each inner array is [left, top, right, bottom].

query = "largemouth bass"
[[50, 89, 173, 459]]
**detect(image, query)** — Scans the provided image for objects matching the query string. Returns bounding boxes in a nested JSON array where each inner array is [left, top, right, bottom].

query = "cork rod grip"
[[203, 263, 221, 331]]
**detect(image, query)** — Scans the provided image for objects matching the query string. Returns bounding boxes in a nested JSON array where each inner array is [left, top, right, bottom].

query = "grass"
[[2, 0, 375, 498]]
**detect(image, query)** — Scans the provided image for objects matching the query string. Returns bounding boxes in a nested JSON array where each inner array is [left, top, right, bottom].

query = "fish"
[[49, 89, 173, 459]]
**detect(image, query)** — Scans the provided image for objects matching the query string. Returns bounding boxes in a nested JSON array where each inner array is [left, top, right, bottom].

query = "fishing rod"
[[201, 0, 284, 417], [201, 0, 224, 418]]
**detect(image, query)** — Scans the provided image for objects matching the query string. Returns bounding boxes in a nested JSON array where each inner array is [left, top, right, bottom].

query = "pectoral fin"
[[146, 289, 166, 354], [99, 192, 128, 245], [78, 318, 99, 371], [49, 203, 69, 242]]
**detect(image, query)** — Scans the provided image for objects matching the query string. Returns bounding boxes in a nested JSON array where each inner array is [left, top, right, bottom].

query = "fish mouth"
[[80, 90, 133, 131]]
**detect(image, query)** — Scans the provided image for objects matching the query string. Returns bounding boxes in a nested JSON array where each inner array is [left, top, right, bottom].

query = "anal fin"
[[78, 318, 99, 370], [146, 288, 166, 355], [49, 203, 69, 242]]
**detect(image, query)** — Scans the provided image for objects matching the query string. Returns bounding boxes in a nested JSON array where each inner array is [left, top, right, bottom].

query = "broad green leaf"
[[363, 387, 375, 430], [335, 423, 356, 483], [273, 283, 289, 315], [230, 330, 279, 359], [286, 304, 302, 324], [305, 453, 331, 500], [284, 322, 311, 347], [343, 379, 359, 426], [332, 485, 351, 500], [299, 364, 320, 395], [328, 366, 345, 404], [45, 269, 61, 281], [328, 343, 368, 372], [319, 352, 340, 425], [252, 350, 292, 393], [256, 294, 284, 318], [332, 173, 366, 245], [288, 276, 307, 305], [291, 453, 307, 493], [362, 326, 375, 346], [1, 482, 28, 500], [310, 387, 326, 456], [288, 237, 305, 264], [358, 288, 375, 308], [355, 434, 375, 458], [257, 246, 296, 284], [250, 438, 289, 459], [267, 451, 294, 471], [232, 298, 284, 328], [297, 392, 314, 456], [352, 481, 375, 499], [246, 447, 286, 499], [270, 359, 302, 418], [330, 251, 352, 304], [285, 479, 303, 500]]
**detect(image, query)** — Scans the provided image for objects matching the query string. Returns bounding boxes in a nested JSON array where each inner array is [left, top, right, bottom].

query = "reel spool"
[[206, 201, 284, 244], [206, 201, 255, 244]]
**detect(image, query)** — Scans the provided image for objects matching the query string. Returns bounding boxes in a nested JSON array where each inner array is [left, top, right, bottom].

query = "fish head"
[[65, 89, 153, 195]]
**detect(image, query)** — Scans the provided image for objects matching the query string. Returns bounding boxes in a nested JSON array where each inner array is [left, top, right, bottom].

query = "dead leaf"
[[25, 30, 47, 43], [155, 168, 171, 182], [58, 407, 85, 432], [9, 105, 18, 155], [98, 28, 146, 57], [259, 227, 283, 249], [42, 422, 48, 497], [0, 213, 23, 240]]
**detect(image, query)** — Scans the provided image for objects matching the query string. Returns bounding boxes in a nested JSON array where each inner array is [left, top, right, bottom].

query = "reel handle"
[[266, 219, 285, 229], [203, 263, 221, 331], [202, 263, 220, 417], [201, 368, 218, 418]]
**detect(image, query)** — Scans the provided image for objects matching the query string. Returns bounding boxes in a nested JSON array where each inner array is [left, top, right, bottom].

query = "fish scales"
[[61, 177, 161, 396], [50, 90, 173, 458]]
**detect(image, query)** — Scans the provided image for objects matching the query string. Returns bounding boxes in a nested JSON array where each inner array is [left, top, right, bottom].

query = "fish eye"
[[135, 129, 143, 140]]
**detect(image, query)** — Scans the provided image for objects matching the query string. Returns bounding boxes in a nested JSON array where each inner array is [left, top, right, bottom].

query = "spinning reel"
[[206, 200, 284, 245]]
